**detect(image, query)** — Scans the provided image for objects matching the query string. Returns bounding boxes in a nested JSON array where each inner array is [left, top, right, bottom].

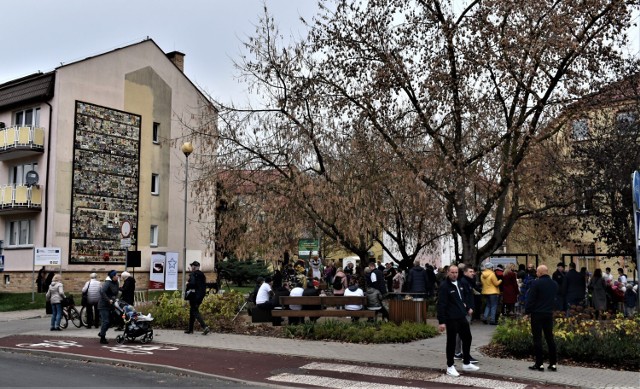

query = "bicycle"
[[60, 295, 83, 329]]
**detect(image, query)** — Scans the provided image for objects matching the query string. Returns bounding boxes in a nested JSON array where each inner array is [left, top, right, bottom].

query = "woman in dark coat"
[[588, 268, 607, 319], [502, 264, 519, 316]]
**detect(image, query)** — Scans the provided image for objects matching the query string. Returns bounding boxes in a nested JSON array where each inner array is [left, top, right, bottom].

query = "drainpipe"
[[44, 102, 53, 247]]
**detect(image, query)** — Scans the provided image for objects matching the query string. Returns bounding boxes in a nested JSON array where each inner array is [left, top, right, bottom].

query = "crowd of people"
[[40, 268, 139, 344]]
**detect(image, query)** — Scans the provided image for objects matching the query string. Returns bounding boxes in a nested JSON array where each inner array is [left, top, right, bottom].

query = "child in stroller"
[[113, 299, 154, 344]]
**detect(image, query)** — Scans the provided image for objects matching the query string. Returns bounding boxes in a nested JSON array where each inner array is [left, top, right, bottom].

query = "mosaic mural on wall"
[[70, 101, 141, 263]]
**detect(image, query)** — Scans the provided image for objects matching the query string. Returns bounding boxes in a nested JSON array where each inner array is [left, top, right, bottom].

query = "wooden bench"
[[271, 296, 376, 319]]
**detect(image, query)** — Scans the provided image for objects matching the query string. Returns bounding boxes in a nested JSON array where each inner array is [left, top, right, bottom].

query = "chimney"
[[166, 51, 185, 72]]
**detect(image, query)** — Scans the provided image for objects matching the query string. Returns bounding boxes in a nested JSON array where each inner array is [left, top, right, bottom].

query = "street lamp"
[[181, 141, 193, 298]]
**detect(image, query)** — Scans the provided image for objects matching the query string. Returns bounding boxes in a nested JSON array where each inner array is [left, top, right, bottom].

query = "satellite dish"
[[25, 170, 39, 186]]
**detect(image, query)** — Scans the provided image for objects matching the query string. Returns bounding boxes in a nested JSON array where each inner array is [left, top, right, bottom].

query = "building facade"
[[0, 39, 215, 292]]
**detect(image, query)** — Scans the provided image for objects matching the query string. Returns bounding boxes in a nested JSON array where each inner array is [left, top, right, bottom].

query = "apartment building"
[[0, 39, 215, 291]]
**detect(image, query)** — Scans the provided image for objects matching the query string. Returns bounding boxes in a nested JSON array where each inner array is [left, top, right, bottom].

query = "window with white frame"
[[10, 162, 38, 185], [571, 118, 589, 141], [151, 174, 159, 195], [14, 107, 40, 127], [150, 225, 158, 247], [152, 122, 160, 144], [6, 219, 35, 246]]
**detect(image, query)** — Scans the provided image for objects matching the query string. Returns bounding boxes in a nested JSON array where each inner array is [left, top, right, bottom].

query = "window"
[[151, 174, 159, 195], [6, 219, 34, 247], [616, 111, 638, 133], [14, 107, 40, 127], [152, 122, 160, 144], [571, 119, 589, 141], [10, 162, 38, 185], [150, 225, 158, 247]]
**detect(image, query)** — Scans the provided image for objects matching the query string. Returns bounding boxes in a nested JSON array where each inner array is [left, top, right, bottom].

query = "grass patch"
[[0, 292, 47, 312]]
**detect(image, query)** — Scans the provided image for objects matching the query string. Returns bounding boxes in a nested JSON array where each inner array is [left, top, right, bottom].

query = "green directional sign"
[[298, 239, 320, 259]]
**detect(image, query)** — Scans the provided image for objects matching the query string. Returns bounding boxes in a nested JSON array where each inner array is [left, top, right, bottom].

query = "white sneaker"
[[462, 363, 480, 371], [446, 365, 460, 377]]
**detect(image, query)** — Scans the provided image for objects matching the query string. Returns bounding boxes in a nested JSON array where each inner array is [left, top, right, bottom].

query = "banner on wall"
[[164, 252, 179, 291], [149, 252, 166, 290]]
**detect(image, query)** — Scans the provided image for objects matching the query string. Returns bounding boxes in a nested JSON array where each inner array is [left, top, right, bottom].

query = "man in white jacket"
[[81, 273, 101, 328]]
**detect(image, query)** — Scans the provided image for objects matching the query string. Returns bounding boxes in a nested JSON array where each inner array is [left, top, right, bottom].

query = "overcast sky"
[[0, 0, 319, 104], [1, 1, 638, 106]]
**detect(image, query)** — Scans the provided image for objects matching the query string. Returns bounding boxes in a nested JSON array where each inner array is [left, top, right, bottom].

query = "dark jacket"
[[552, 270, 565, 295], [270, 286, 290, 307], [365, 286, 384, 309], [525, 275, 558, 315], [187, 270, 207, 304], [302, 286, 321, 310], [120, 277, 136, 305], [459, 275, 476, 310], [369, 268, 387, 295], [98, 278, 119, 310], [562, 269, 585, 303], [437, 278, 474, 324], [407, 266, 429, 294]]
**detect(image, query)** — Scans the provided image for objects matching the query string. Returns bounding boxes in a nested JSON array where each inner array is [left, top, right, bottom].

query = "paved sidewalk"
[[1, 310, 638, 388]]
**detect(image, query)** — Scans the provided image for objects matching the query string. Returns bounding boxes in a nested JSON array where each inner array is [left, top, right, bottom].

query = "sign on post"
[[298, 239, 320, 259], [34, 247, 62, 266]]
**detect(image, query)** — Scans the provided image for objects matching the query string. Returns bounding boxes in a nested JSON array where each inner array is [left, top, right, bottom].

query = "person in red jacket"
[[501, 264, 519, 316]]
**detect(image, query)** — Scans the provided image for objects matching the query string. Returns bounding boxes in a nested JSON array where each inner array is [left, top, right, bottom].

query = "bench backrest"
[[279, 295, 366, 306]]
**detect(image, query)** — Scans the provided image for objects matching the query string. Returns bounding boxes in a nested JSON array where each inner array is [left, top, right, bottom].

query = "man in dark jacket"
[[367, 262, 387, 295], [551, 262, 566, 311], [407, 260, 429, 297], [98, 270, 119, 344], [562, 262, 585, 311], [437, 265, 479, 377], [525, 265, 558, 372], [454, 265, 479, 363], [185, 261, 210, 335]]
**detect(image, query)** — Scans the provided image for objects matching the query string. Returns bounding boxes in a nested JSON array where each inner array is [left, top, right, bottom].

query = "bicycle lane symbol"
[[16, 340, 83, 349], [103, 345, 179, 355]]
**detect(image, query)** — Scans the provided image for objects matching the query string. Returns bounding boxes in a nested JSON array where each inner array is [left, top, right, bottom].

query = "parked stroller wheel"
[[115, 335, 125, 345], [147, 329, 154, 342], [140, 335, 148, 344]]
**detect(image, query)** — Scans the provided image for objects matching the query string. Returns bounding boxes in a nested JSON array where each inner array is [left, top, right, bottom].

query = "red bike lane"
[[0, 335, 563, 388]]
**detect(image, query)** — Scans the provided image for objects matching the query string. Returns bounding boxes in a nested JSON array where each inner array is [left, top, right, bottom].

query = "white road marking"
[[294, 362, 528, 389], [16, 340, 83, 349], [267, 373, 420, 388]]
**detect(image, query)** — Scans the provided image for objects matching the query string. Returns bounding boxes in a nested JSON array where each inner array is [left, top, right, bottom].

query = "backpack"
[[332, 276, 343, 290]]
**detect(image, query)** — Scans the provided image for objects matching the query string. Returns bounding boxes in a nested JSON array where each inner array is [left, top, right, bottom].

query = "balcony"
[[0, 126, 45, 161], [0, 184, 43, 214]]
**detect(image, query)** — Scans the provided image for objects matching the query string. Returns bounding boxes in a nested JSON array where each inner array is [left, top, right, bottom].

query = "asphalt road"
[[0, 349, 263, 388]]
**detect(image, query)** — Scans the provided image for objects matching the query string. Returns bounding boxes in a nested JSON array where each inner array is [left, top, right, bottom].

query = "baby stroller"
[[113, 300, 154, 344]]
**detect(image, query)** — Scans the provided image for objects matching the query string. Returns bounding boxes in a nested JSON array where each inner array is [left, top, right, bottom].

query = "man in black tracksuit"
[[437, 265, 479, 377], [525, 265, 558, 372]]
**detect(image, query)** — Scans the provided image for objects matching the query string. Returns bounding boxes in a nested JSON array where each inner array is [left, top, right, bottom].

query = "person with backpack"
[[332, 267, 348, 296]]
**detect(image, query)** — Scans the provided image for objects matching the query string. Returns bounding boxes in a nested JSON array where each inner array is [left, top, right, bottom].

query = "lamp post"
[[181, 141, 193, 298]]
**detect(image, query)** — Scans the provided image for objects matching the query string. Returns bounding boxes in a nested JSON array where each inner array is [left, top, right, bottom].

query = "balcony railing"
[[0, 184, 43, 212], [0, 126, 45, 160]]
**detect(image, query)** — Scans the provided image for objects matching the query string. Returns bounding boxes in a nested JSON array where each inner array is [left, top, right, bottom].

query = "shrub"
[[492, 314, 640, 370], [147, 290, 245, 330], [283, 320, 439, 344]]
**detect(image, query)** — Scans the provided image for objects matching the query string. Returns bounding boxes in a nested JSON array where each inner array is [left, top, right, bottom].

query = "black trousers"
[[530, 312, 557, 366], [85, 303, 99, 327], [188, 300, 206, 331], [445, 318, 472, 366]]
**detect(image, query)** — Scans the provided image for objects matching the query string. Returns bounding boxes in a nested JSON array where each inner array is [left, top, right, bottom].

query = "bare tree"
[[300, 0, 637, 265], [192, 0, 638, 268]]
